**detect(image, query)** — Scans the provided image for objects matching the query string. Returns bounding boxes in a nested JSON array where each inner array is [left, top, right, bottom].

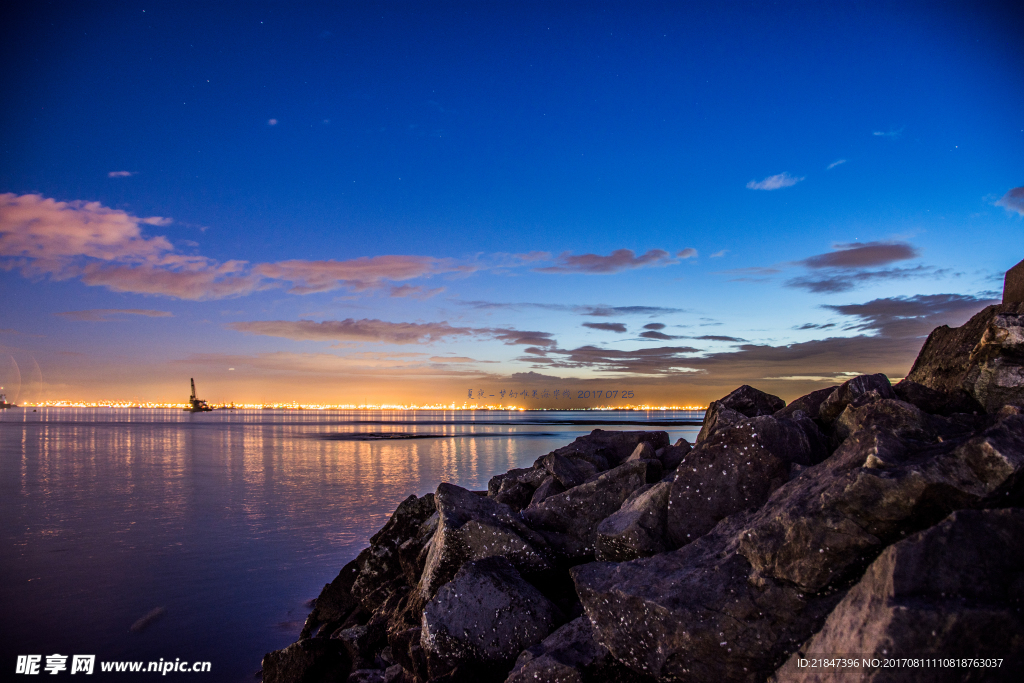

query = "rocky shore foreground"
[[262, 266, 1024, 683]]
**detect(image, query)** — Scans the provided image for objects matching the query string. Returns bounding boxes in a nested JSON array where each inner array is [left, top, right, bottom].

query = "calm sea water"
[[0, 408, 702, 681]]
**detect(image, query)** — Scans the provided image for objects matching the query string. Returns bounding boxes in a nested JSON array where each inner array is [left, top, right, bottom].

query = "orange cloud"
[[255, 255, 475, 294]]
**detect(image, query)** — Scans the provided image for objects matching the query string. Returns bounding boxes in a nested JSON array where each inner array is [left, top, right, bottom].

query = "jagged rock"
[[832, 397, 960, 443], [572, 513, 845, 682], [1005, 258, 1024, 304], [421, 557, 562, 681], [595, 481, 671, 561], [739, 415, 1024, 593], [540, 452, 592, 489], [529, 476, 565, 506], [494, 480, 538, 511], [336, 625, 381, 669], [506, 616, 654, 683], [696, 385, 785, 444], [522, 459, 662, 560], [774, 386, 836, 421], [666, 415, 827, 547], [383, 664, 421, 683], [415, 484, 552, 609], [262, 638, 352, 683], [818, 373, 897, 424], [348, 669, 386, 683], [893, 378, 982, 416], [907, 301, 1024, 412], [351, 495, 437, 610], [397, 513, 438, 586], [625, 441, 656, 462], [656, 438, 692, 471], [302, 550, 369, 638], [387, 628, 428, 682], [773, 508, 1024, 682], [539, 430, 670, 469], [964, 312, 1024, 411]]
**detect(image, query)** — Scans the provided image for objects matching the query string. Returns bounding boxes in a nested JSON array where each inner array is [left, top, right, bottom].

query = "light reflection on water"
[[0, 408, 702, 681]]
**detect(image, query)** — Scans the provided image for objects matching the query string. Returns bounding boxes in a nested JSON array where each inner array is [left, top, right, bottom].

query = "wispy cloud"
[[389, 284, 445, 299], [710, 250, 728, 258], [228, 318, 557, 347], [746, 172, 804, 191], [995, 186, 1024, 216], [255, 256, 474, 294], [677, 248, 698, 259], [800, 241, 919, 269], [55, 309, 173, 322], [535, 248, 676, 274], [452, 300, 685, 317], [583, 322, 627, 333], [519, 344, 701, 375], [639, 330, 684, 340], [107, 171, 135, 178], [826, 159, 846, 170], [787, 265, 949, 294], [872, 128, 903, 138]]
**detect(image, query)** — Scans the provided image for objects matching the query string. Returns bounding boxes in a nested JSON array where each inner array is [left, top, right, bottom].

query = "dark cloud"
[[795, 322, 837, 330], [452, 301, 685, 318], [643, 323, 665, 330], [535, 249, 676, 274], [639, 330, 684, 340], [55, 309, 173, 322], [520, 344, 701, 375], [229, 318, 556, 347], [787, 265, 950, 293], [583, 322, 628, 333], [822, 294, 997, 338], [581, 305, 685, 317], [996, 186, 1024, 216], [692, 335, 746, 342], [800, 241, 918, 269]]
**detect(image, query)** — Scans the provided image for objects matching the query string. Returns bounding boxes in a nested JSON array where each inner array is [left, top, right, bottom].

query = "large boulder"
[[539, 430, 670, 469], [817, 373, 897, 424], [421, 557, 562, 681], [595, 481, 671, 561], [739, 414, 1024, 593], [666, 414, 827, 547], [906, 301, 1024, 413], [302, 550, 369, 638], [572, 512, 844, 682], [773, 508, 1024, 682], [505, 616, 654, 683], [521, 459, 662, 560], [352, 495, 437, 610], [415, 484, 552, 610], [696, 385, 785, 444], [774, 386, 837, 421], [262, 638, 352, 683]]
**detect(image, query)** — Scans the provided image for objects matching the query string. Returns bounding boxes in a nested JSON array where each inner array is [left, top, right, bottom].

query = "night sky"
[[1, 1, 1022, 406]]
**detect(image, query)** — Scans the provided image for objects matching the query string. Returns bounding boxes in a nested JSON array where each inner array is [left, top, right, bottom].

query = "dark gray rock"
[[262, 638, 352, 683], [906, 301, 1024, 411], [964, 312, 1024, 412], [774, 386, 837, 421], [397, 513, 438, 587], [1005, 257, 1024, 304], [773, 508, 1024, 682], [415, 484, 552, 610], [818, 373, 897, 424], [348, 669, 386, 683], [505, 616, 654, 683], [832, 397, 960, 444], [572, 513, 844, 682], [540, 453, 591, 489], [696, 385, 786, 445], [739, 415, 1024, 593], [351, 495, 437, 610], [666, 415, 826, 547], [657, 439, 692, 471], [538, 430, 670, 469], [302, 549, 369, 638], [893, 378, 983, 416], [421, 557, 562, 680], [595, 481, 671, 561], [522, 460, 662, 560], [625, 441, 656, 462], [529, 476, 565, 507]]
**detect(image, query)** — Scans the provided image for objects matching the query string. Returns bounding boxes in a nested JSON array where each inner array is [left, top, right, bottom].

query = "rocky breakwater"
[[262, 266, 1024, 683]]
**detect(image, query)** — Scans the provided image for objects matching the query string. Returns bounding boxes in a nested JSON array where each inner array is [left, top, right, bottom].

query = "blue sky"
[[1, 1, 1022, 406]]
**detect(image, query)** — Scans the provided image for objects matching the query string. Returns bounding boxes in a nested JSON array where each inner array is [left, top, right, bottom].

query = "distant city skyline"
[[1, 2, 1022, 406]]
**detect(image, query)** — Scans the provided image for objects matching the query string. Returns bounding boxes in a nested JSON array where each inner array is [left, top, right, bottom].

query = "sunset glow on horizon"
[[2, 3, 1022, 408]]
